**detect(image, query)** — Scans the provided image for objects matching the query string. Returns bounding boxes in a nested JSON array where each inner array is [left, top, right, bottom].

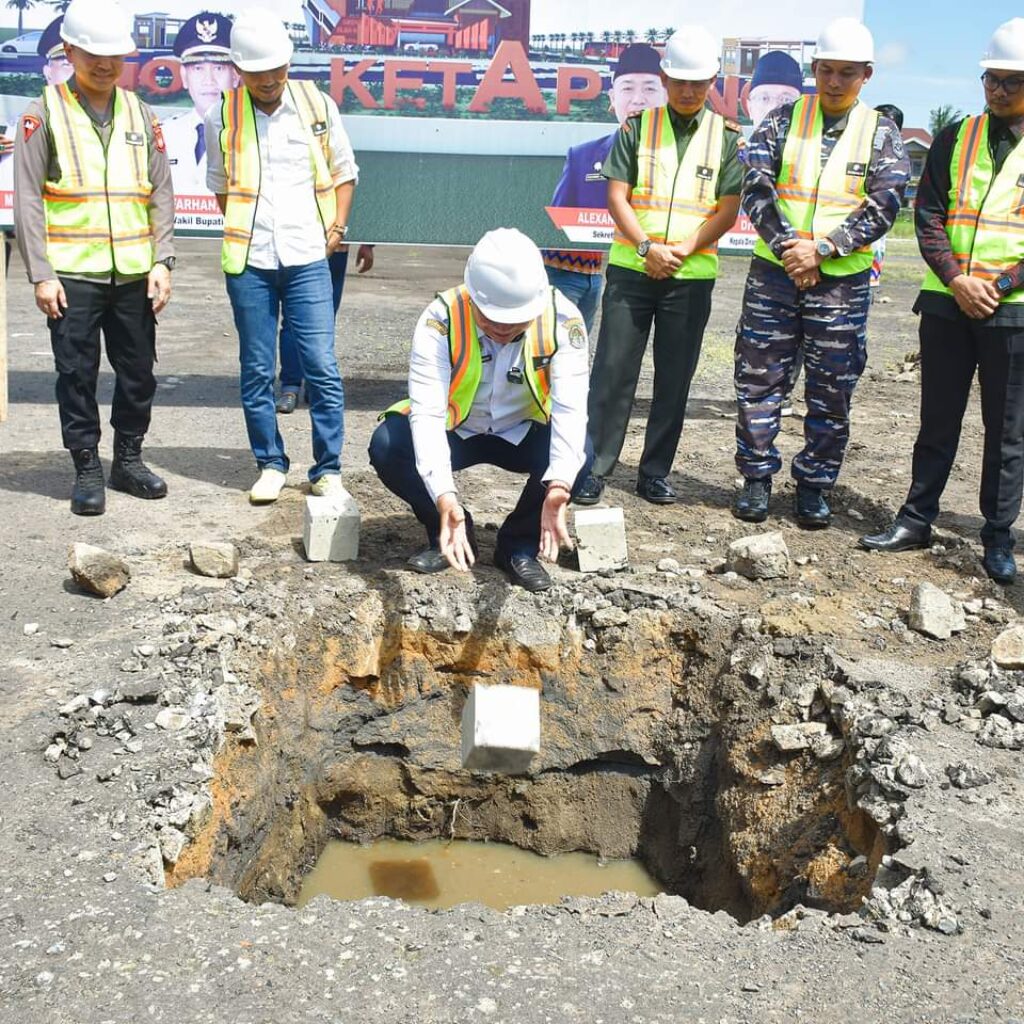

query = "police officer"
[[38, 16, 73, 86], [369, 229, 592, 593], [575, 27, 742, 506], [541, 43, 666, 333], [732, 18, 910, 528], [14, 0, 175, 516], [860, 20, 1024, 584], [161, 11, 238, 197]]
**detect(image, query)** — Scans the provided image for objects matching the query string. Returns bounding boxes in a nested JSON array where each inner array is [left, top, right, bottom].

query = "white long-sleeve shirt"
[[408, 290, 590, 503], [205, 84, 358, 269]]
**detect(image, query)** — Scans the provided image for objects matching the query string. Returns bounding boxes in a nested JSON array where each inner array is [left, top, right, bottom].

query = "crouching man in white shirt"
[[369, 228, 593, 592]]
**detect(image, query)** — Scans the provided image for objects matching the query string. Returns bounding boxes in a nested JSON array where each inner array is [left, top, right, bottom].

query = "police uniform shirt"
[[14, 78, 175, 284], [408, 290, 590, 503], [205, 87, 358, 270], [602, 104, 743, 197], [162, 107, 209, 196]]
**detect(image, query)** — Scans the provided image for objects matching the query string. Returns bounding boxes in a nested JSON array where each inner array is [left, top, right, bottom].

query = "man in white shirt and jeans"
[[207, 8, 357, 503], [369, 229, 593, 592]]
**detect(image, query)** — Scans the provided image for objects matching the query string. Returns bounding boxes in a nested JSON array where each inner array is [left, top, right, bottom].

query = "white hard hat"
[[464, 229, 548, 324], [660, 27, 720, 81], [981, 18, 1024, 72], [813, 18, 874, 63], [230, 8, 294, 72], [60, 0, 135, 57]]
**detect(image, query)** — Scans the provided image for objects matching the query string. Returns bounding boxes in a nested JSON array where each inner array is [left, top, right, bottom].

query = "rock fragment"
[[726, 532, 791, 580], [945, 761, 996, 789], [68, 543, 129, 598], [189, 542, 239, 579], [770, 722, 827, 752], [155, 708, 191, 732], [908, 583, 964, 640], [991, 624, 1024, 668]]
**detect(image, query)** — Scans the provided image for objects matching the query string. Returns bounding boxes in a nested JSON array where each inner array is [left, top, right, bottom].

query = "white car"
[[1, 30, 43, 55]]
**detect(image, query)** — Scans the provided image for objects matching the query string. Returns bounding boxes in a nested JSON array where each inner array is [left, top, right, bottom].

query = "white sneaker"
[[310, 474, 343, 497], [249, 468, 287, 505]]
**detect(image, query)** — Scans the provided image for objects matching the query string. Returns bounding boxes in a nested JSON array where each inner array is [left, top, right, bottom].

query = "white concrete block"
[[461, 683, 540, 774], [303, 490, 360, 562], [573, 506, 628, 573]]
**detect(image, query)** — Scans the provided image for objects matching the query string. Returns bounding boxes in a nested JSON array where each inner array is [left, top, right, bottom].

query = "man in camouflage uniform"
[[732, 17, 910, 527]]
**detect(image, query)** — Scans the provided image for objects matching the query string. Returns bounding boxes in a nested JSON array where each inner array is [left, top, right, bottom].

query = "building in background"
[[722, 36, 815, 78]]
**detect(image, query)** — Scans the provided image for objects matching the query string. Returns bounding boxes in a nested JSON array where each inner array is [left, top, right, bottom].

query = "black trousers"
[[588, 264, 713, 480], [900, 312, 1024, 548], [48, 276, 157, 451]]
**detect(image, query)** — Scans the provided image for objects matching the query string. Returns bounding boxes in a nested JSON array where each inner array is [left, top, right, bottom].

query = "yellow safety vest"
[[921, 114, 1024, 302], [42, 82, 154, 276], [608, 106, 724, 280], [219, 80, 338, 275], [753, 96, 879, 276], [383, 285, 559, 429]]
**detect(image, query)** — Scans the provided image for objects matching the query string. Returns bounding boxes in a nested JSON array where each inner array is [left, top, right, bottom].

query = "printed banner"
[[0, 0, 863, 251]]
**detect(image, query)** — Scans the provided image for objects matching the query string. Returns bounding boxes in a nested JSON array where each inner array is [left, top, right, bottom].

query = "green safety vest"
[[753, 96, 879, 276], [921, 114, 1024, 302], [608, 106, 724, 280], [218, 80, 338, 275], [42, 82, 154, 276], [382, 285, 559, 429]]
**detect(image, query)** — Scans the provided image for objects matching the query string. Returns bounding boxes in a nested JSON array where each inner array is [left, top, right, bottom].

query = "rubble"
[[991, 624, 1024, 668], [726, 531, 791, 580], [189, 541, 239, 579], [67, 543, 130, 598], [907, 582, 965, 640]]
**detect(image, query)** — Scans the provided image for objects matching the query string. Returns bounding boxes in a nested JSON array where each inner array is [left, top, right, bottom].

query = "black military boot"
[[109, 433, 168, 499], [794, 484, 831, 528], [70, 448, 105, 516]]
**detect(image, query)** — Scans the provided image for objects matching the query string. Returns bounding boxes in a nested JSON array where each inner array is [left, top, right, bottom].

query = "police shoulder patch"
[[151, 118, 165, 153], [22, 114, 41, 142], [724, 118, 741, 133], [565, 317, 586, 348], [425, 317, 448, 335]]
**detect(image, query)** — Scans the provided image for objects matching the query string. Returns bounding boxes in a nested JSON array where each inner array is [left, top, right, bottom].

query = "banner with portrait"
[[0, 0, 864, 251]]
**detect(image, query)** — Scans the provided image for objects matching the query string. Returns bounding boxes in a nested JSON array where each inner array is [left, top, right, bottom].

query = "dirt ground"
[[1, 241, 1023, 1023]]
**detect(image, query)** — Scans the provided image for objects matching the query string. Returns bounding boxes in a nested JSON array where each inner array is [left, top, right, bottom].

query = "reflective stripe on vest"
[[382, 286, 560, 429], [921, 114, 1024, 302], [753, 97, 879, 276], [219, 80, 338, 275], [608, 106, 724, 280], [42, 83, 154, 275]]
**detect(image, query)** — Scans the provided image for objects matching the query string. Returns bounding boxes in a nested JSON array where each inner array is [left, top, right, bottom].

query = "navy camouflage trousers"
[[734, 257, 870, 488]]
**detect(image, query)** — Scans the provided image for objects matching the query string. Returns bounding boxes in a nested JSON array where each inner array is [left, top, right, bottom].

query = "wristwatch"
[[996, 274, 1015, 296], [157, 256, 176, 271], [328, 224, 349, 239], [815, 239, 834, 260], [636, 239, 653, 258]]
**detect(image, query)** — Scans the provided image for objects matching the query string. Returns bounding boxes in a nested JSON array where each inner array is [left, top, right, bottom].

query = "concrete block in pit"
[[574, 506, 628, 573], [461, 683, 540, 774], [303, 490, 360, 562]]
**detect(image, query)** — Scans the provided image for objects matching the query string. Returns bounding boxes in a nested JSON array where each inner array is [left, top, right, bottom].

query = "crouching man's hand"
[[539, 481, 573, 563], [437, 492, 475, 571]]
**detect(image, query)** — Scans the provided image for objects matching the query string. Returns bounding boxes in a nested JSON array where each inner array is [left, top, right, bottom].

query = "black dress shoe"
[[983, 546, 1017, 585], [733, 477, 771, 523], [276, 391, 299, 414], [794, 484, 831, 528], [858, 520, 931, 552], [574, 474, 605, 506], [407, 547, 450, 574], [494, 550, 552, 592], [635, 475, 676, 505]]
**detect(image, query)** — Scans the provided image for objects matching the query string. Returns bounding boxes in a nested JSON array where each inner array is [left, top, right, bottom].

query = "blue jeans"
[[545, 266, 602, 334], [226, 260, 344, 481], [368, 414, 594, 558], [280, 249, 349, 392]]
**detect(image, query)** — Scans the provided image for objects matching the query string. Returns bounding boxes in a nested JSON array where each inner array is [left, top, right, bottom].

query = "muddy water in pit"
[[297, 838, 662, 911]]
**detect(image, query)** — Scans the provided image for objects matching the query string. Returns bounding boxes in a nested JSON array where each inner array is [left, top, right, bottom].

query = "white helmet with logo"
[[60, 0, 135, 56], [813, 18, 875, 63], [660, 27, 720, 81], [981, 18, 1024, 72], [464, 229, 548, 324], [230, 8, 294, 73]]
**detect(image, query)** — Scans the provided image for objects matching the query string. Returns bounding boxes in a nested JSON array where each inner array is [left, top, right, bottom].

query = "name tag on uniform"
[[846, 161, 867, 176], [481, 353, 492, 363], [125, 131, 144, 146], [585, 171, 604, 182], [532, 355, 553, 370], [696, 165, 714, 180], [311, 121, 328, 136]]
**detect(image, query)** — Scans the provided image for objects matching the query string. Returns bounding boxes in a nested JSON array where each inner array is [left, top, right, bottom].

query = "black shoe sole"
[[857, 538, 930, 553], [109, 480, 168, 500], [796, 516, 831, 530], [733, 506, 768, 523], [573, 492, 603, 506], [635, 490, 676, 505], [986, 571, 1016, 586], [70, 502, 105, 516]]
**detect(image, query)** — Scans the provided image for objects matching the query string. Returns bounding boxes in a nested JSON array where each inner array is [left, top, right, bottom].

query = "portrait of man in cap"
[[743, 50, 804, 129], [39, 15, 73, 86], [161, 11, 239, 196]]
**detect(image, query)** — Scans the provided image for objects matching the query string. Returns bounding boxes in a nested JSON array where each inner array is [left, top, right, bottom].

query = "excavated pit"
[[169, 579, 887, 922]]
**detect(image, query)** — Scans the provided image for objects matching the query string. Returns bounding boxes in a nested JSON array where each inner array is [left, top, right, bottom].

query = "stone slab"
[[461, 682, 540, 774], [303, 490, 360, 562], [574, 507, 628, 573]]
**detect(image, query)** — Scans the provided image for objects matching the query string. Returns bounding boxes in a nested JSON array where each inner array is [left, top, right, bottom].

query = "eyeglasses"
[[981, 71, 1024, 95]]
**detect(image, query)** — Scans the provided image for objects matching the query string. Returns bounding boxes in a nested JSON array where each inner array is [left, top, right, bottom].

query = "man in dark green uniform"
[[575, 26, 742, 506]]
